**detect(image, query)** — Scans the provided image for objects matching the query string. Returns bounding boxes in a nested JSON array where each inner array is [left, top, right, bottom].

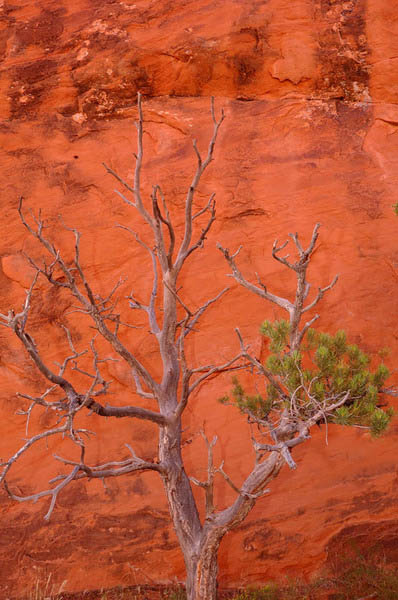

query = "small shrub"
[[329, 552, 398, 600], [232, 584, 279, 600]]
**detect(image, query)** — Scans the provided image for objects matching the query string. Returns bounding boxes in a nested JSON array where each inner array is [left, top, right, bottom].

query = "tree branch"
[[1, 289, 165, 426], [17, 199, 161, 397], [219, 224, 338, 354], [187, 352, 245, 396], [301, 275, 339, 314], [4, 465, 80, 521], [118, 224, 160, 335], [153, 184, 175, 267], [174, 98, 224, 272], [190, 432, 217, 517], [234, 328, 290, 403], [4, 444, 164, 521], [216, 243, 293, 313], [103, 93, 154, 230]]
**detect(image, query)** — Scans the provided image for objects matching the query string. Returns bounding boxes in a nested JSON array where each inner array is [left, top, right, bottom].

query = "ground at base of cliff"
[[13, 553, 398, 600], [15, 558, 398, 600]]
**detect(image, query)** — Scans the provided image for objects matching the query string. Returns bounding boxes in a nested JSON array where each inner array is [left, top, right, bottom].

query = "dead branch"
[[18, 199, 161, 398], [234, 328, 290, 403], [5, 446, 164, 521], [219, 224, 338, 353], [174, 99, 224, 272], [188, 352, 246, 396], [217, 243, 293, 313], [189, 431, 218, 517]]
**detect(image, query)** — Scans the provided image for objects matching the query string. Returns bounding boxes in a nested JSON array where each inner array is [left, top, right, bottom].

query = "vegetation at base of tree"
[[220, 320, 392, 437], [231, 553, 398, 600], [26, 553, 398, 600], [327, 551, 398, 600]]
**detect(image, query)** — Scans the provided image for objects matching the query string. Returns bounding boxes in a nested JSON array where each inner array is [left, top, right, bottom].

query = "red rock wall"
[[0, 0, 398, 596]]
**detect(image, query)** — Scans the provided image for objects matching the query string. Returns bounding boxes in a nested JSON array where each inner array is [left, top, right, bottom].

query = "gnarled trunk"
[[160, 410, 285, 600], [194, 531, 223, 600], [185, 529, 223, 600], [159, 419, 224, 600]]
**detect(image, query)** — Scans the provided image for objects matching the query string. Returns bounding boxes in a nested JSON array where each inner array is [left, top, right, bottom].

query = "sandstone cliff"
[[0, 0, 398, 596]]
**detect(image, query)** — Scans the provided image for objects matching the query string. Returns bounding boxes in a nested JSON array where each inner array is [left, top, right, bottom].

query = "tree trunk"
[[159, 419, 204, 595], [159, 419, 225, 600], [185, 529, 223, 600], [160, 411, 285, 600]]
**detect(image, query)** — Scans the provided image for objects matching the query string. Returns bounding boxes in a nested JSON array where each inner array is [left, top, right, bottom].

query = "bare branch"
[[185, 195, 216, 260], [296, 314, 319, 347], [5, 443, 164, 521], [217, 243, 293, 313], [18, 199, 160, 397], [153, 184, 175, 266], [188, 352, 245, 396], [216, 462, 270, 500], [0, 424, 69, 487], [55, 455, 164, 481], [151, 185, 170, 272], [103, 93, 154, 230], [193, 194, 215, 221], [118, 224, 160, 334], [1, 296, 165, 426], [81, 398, 167, 424], [132, 369, 155, 399], [164, 280, 193, 317], [4, 465, 80, 521], [102, 164, 135, 203], [252, 390, 351, 470], [234, 328, 290, 403], [189, 431, 218, 516], [220, 224, 338, 354], [252, 440, 298, 470], [301, 275, 339, 314], [178, 287, 229, 340], [271, 239, 291, 268], [174, 98, 224, 272]]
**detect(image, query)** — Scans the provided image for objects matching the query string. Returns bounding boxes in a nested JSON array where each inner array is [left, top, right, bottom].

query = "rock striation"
[[0, 0, 398, 596]]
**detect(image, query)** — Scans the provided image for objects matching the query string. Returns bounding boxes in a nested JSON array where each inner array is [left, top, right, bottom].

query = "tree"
[[0, 96, 391, 600], [218, 229, 392, 447]]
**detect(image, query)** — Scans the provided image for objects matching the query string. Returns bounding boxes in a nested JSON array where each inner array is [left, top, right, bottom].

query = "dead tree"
[[0, 96, 390, 600], [0, 95, 262, 600]]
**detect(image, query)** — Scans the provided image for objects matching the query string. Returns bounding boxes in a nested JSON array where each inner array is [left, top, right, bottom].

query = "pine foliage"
[[222, 320, 392, 437]]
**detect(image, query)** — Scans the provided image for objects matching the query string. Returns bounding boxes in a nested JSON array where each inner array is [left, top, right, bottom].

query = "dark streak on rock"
[[315, 0, 369, 102]]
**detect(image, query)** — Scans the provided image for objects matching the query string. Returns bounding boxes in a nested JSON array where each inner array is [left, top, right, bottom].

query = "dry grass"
[[27, 575, 67, 600], [21, 554, 398, 600]]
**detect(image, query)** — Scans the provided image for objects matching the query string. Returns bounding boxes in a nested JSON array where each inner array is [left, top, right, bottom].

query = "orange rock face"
[[0, 0, 398, 596]]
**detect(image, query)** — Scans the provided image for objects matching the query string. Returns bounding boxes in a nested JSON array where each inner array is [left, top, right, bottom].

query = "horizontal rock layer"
[[0, 0, 398, 596]]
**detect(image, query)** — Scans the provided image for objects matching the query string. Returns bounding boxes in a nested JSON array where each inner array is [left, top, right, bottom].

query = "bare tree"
[[0, 96, 390, 600]]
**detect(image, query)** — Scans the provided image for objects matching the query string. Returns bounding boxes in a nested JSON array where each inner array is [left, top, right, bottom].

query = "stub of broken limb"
[[253, 436, 312, 470]]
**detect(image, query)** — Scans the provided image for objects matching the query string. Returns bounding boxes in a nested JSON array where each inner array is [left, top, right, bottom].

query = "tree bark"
[[181, 451, 285, 600], [159, 416, 223, 600], [191, 528, 224, 600], [159, 419, 204, 595]]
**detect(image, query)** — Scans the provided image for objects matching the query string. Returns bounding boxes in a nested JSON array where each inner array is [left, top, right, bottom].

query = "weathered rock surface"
[[0, 0, 398, 596]]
